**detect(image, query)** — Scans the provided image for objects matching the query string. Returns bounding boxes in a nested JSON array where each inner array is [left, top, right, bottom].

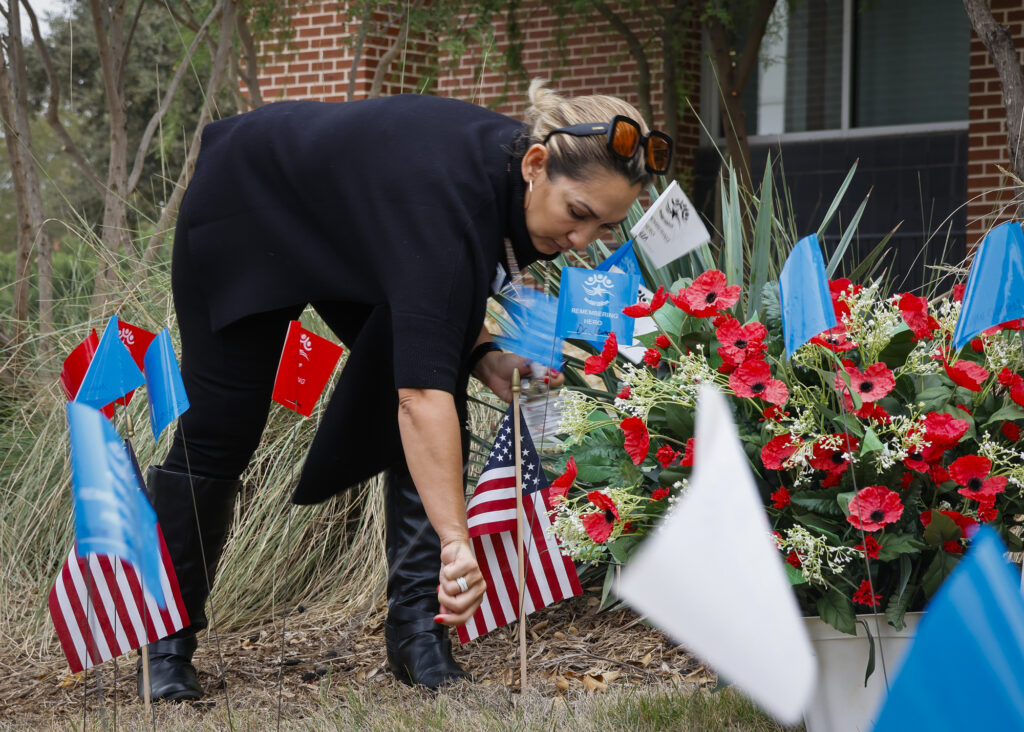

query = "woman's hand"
[[475, 350, 562, 402], [435, 539, 486, 626]]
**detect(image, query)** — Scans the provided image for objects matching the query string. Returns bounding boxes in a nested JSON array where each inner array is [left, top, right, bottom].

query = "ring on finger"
[[456, 576, 469, 594]]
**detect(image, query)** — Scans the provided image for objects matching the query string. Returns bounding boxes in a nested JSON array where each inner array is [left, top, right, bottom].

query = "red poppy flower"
[[1002, 421, 1021, 441], [786, 551, 802, 568], [617, 385, 631, 400], [854, 402, 892, 425], [829, 278, 862, 321], [716, 317, 768, 367], [971, 337, 985, 352], [847, 485, 904, 531], [650, 487, 670, 502], [898, 293, 941, 341], [761, 435, 801, 470], [670, 270, 741, 318], [921, 509, 976, 554], [904, 413, 970, 470], [656, 444, 677, 468], [809, 324, 857, 352], [949, 455, 1008, 500], [623, 286, 669, 318], [834, 362, 895, 410], [584, 332, 618, 374], [655, 334, 671, 351], [809, 433, 860, 477], [620, 416, 650, 465], [854, 535, 881, 559], [852, 579, 882, 607], [944, 360, 989, 392], [998, 368, 1024, 407], [1002, 317, 1024, 330], [643, 347, 662, 368], [681, 437, 695, 467], [770, 486, 791, 509], [761, 404, 790, 422], [977, 499, 998, 523], [929, 463, 951, 485], [581, 491, 619, 543], [547, 456, 577, 503], [729, 360, 789, 405]]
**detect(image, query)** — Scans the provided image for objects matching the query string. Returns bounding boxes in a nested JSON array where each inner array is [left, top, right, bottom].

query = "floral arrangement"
[[548, 268, 1024, 634]]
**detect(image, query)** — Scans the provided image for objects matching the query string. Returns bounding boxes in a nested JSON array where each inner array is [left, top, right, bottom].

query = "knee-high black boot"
[[137, 466, 241, 701], [384, 462, 470, 689]]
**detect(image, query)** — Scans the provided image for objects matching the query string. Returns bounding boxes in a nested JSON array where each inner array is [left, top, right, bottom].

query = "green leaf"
[[785, 561, 807, 585], [663, 403, 693, 438], [599, 564, 617, 611], [791, 511, 846, 543], [858, 620, 876, 687], [819, 161, 859, 250], [747, 156, 775, 321], [817, 586, 857, 635], [860, 427, 884, 455], [836, 491, 855, 516], [877, 533, 927, 561], [607, 535, 641, 564], [922, 510, 962, 546], [826, 189, 869, 278], [658, 468, 688, 486], [914, 386, 953, 403], [921, 551, 959, 598], [884, 555, 914, 631], [791, 489, 847, 518], [984, 403, 1024, 426]]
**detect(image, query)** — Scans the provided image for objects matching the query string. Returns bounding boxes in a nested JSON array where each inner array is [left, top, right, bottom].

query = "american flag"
[[48, 529, 189, 674], [458, 405, 581, 643]]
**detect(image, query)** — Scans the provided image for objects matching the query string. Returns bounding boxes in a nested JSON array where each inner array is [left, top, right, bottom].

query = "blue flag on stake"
[[492, 286, 563, 370], [779, 234, 837, 358], [952, 221, 1024, 350], [66, 401, 166, 607], [144, 328, 190, 441], [75, 316, 146, 409], [873, 527, 1024, 731], [556, 266, 637, 346], [596, 239, 643, 278]]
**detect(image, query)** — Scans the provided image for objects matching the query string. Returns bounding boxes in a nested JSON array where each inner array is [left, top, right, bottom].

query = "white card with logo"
[[630, 180, 710, 269]]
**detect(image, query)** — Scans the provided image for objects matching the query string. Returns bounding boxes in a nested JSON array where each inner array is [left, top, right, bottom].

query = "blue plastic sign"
[[779, 234, 837, 358], [556, 266, 637, 346]]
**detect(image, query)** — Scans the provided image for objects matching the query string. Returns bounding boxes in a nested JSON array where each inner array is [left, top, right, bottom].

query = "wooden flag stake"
[[511, 368, 528, 691], [124, 410, 152, 710]]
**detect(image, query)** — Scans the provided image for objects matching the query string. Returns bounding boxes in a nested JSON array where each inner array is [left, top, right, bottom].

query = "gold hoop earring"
[[525, 179, 534, 211]]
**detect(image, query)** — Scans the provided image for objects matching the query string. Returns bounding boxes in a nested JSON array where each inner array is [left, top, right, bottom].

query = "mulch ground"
[[3, 590, 715, 726]]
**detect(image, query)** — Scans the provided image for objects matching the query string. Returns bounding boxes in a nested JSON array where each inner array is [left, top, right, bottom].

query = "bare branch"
[[591, 0, 653, 126], [155, 0, 200, 31], [119, 0, 148, 83], [733, 0, 777, 94], [368, 0, 425, 99], [237, 9, 264, 107], [348, 1, 373, 102]]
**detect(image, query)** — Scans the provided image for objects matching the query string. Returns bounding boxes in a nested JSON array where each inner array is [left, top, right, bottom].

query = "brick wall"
[[251, 1, 701, 180], [967, 0, 1024, 245]]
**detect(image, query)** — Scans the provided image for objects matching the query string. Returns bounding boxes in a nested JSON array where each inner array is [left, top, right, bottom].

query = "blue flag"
[[66, 401, 165, 608], [492, 286, 563, 370], [597, 239, 643, 277], [144, 328, 190, 441], [873, 527, 1024, 730], [75, 316, 146, 409], [556, 266, 638, 346], [779, 234, 837, 358], [952, 221, 1024, 350]]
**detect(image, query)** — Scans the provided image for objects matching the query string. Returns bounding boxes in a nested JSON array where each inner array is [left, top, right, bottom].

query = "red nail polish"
[[433, 616, 443, 624]]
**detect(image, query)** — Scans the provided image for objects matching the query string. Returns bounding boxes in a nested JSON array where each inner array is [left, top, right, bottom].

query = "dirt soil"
[[3, 591, 715, 727]]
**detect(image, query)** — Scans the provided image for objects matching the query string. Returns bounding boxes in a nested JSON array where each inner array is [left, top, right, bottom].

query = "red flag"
[[48, 527, 188, 674], [458, 406, 582, 643], [114, 320, 157, 407], [60, 331, 114, 418], [272, 321, 344, 417]]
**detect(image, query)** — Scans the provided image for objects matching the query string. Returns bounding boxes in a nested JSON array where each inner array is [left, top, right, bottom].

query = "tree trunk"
[[660, 0, 688, 182], [592, 0, 652, 127], [963, 0, 1024, 218]]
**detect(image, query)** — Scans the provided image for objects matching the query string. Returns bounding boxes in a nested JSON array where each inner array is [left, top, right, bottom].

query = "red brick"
[[297, 26, 323, 38]]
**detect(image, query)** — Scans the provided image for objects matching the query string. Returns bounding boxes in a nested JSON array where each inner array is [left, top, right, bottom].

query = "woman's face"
[[521, 144, 641, 257]]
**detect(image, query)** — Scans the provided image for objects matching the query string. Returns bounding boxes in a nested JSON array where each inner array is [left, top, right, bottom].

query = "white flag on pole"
[[616, 384, 815, 725], [629, 180, 710, 269]]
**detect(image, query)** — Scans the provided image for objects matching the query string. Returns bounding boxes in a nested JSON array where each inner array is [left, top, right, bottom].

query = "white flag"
[[616, 384, 815, 725], [629, 180, 710, 269]]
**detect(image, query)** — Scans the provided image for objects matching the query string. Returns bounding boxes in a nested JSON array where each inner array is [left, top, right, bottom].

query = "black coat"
[[177, 95, 535, 502]]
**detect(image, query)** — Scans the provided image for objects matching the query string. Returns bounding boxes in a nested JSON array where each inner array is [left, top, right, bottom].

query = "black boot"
[[137, 466, 241, 701], [384, 462, 470, 689]]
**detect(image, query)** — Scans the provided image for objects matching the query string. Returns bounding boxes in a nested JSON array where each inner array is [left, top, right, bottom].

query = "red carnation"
[[584, 331, 618, 374], [643, 347, 662, 368], [904, 412, 970, 471], [617, 385, 631, 400], [655, 334, 671, 350], [854, 402, 892, 425], [623, 286, 669, 318], [786, 551, 802, 568], [650, 487, 670, 502], [681, 437, 695, 467], [949, 455, 1008, 500], [829, 278, 862, 321], [929, 463, 951, 486], [620, 416, 650, 465], [1002, 421, 1021, 441], [944, 360, 989, 392], [977, 499, 998, 523], [729, 359, 789, 405], [998, 368, 1024, 407], [898, 293, 941, 341], [847, 485, 904, 531], [581, 491, 619, 544], [810, 324, 857, 352], [656, 444, 677, 468], [952, 283, 966, 302], [716, 317, 768, 368], [761, 435, 801, 470], [854, 535, 881, 559], [770, 486, 791, 509], [547, 457, 577, 503], [834, 362, 895, 410], [852, 579, 882, 608], [921, 509, 976, 554], [670, 270, 741, 318]]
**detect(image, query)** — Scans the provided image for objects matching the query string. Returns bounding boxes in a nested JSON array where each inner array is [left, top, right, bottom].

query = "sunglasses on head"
[[542, 115, 673, 175]]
